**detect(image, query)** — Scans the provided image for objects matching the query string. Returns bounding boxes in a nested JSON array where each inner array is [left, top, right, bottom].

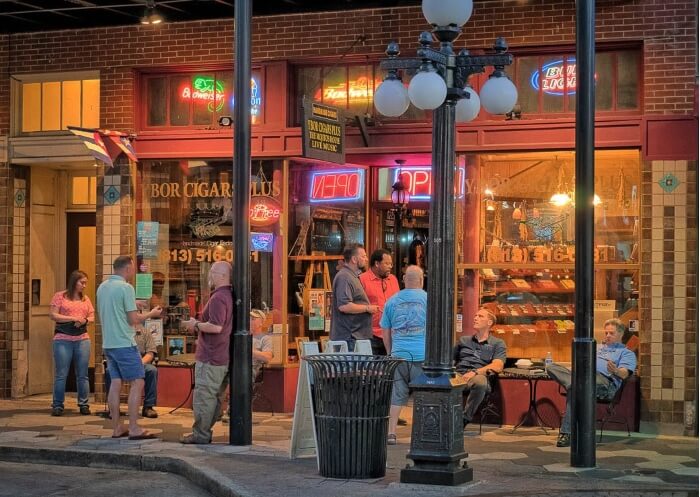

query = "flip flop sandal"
[[128, 431, 158, 440], [111, 432, 129, 438]]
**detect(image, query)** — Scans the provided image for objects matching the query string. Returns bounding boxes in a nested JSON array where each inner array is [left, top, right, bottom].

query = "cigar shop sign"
[[147, 177, 282, 227], [302, 101, 345, 165]]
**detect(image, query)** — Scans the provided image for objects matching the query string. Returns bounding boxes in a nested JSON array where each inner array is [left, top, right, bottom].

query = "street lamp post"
[[391, 168, 410, 279], [374, 0, 517, 485]]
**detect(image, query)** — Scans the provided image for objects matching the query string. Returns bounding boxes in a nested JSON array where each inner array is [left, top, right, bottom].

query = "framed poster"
[[165, 335, 186, 357], [145, 318, 164, 346]]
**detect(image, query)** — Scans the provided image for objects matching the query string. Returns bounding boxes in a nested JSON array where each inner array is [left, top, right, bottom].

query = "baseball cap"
[[250, 309, 266, 320]]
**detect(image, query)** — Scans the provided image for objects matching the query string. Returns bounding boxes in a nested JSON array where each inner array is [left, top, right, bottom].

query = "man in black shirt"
[[330, 244, 379, 350], [453, 308, 507, 427]]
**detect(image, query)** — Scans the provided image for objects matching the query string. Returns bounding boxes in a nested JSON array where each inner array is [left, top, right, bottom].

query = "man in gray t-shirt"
[[330, 244, 379, 347]]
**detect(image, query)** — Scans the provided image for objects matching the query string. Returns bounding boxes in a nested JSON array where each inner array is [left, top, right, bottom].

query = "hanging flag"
[[67, 126, 113, 167], [103, 133, 139, 163]]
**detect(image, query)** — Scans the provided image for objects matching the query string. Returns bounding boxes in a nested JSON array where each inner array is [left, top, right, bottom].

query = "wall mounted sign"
[[250, 197, 282, 226], [529, 58, 596, 96], [136, 221, 159, 258], [309, 169, 364, 203], [391, 166, 465, 200], [302, 101, 345, 164]]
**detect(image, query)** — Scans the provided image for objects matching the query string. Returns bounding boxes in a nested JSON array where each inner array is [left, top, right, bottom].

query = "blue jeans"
[[52, 339, 91, 409], [104, 362, 158, 408]]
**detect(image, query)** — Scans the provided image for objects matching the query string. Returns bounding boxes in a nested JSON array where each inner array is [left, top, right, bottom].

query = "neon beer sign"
[[314, 77, 383, 104], [309, 169, 364, 202], [181, 76, 226, 112], [393, 167, 465, 200], [180, 76, 262, 119], [529, 58, 596, 96]]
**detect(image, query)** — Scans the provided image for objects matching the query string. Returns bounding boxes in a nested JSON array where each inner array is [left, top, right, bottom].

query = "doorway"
[[65, 212, 97, 391]]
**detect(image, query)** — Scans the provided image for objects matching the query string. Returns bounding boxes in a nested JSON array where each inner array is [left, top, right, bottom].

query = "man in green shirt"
[[97, 255, 161, 440]]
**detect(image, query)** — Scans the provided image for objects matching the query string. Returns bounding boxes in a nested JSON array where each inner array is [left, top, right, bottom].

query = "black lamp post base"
[[400, 463, 473, 486], [400, 372, 472, 486]]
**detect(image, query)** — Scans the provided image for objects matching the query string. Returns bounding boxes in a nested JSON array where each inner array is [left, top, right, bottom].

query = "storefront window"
[[456, 150, 641, 361], [135, 159, 283, 355], [293, 63, 427, 125], [511, 49, 641, 115], [286, 161, 367, 346], [142, 70, 259, 129]]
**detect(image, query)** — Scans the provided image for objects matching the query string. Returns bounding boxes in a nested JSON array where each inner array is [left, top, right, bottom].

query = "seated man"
[[221, 309, 273, 423], [548, 318, 636, 447], [105, 326, 159, 418], [453, 308, 506, 428], [251, 309, 274, 379]]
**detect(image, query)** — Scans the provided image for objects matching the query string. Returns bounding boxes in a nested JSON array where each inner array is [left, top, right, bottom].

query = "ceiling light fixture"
[[141, 1, 163, 25]]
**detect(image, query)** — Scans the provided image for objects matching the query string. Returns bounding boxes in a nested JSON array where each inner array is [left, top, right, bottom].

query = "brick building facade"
[[0, 2, 696, 432]]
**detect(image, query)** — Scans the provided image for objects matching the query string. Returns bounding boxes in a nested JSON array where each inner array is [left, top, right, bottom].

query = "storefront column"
[[462, 156, 481, 335], [94, 157, 136, 403]]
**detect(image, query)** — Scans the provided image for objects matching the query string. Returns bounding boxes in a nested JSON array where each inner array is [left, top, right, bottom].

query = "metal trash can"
[[305, 354, 404, 479]]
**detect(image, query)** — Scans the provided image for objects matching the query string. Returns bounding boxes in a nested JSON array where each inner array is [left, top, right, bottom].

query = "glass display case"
[[457, 150, 641, 361]]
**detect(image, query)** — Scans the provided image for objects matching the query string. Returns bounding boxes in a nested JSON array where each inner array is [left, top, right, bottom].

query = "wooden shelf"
[[288, 255, 343, 261], [495, 283, 574, 294]]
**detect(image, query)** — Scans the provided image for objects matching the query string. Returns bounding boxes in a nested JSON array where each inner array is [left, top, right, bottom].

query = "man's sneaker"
[[79, 406, 91, 415], [387, 433, 397, 445], [556, 433, 571, 447], [51, 407, 64, 417], [142, 407, 158, 419]]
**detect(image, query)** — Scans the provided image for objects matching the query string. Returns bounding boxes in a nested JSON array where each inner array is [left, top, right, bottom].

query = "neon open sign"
[[393, 167, 465, 200], [309, 169, 364, 202], [530, 58, 595, 96]]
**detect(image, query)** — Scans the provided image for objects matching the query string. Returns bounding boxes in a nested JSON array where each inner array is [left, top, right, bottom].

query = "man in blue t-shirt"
[[380, 265, 427, 445], [548, 318, 637, 447]]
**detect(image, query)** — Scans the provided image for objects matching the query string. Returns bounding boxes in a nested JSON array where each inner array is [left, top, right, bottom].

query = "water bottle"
[[545, 351, 553, 369]]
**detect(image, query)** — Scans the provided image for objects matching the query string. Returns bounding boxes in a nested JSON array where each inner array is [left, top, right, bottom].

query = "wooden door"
[[28, 168, 61, 394]]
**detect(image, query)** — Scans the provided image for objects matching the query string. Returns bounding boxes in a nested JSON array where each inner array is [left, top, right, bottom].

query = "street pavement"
[[0, 395, 697, 497], [0, 460, 215, 497]]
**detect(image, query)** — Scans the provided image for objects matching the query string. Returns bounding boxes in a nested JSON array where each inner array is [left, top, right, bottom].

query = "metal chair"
[[462, 372, 501, 434], [477, 372, 501, 434], [597, 374, 633, 441], [252, 366, 274, 415]]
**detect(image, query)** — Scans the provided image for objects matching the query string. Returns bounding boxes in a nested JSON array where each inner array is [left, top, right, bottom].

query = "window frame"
[[136, 66, 265, 131], [506, 44, 643, 118], [10, 71, 101, 137]]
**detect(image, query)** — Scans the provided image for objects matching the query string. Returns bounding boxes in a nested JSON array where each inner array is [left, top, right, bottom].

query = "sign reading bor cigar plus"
[[302, 101, 345, 164]]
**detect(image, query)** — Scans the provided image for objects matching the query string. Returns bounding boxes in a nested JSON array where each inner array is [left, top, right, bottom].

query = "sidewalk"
[[0, 395, 697, 497]]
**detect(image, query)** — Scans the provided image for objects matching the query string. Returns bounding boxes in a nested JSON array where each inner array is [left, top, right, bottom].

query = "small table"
[[162, 354, 196, 414], [502, 367, 553, 434]]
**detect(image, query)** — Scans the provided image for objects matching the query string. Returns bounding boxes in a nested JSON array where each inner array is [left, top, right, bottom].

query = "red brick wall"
[[0, 0, 696, 136]]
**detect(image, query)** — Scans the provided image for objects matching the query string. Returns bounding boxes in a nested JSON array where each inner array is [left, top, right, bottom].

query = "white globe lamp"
[[422, 0, 473, 27], [408, 70, 447, 110], [455, 86, 480, 122], [480, 75, 518, 115], [374, 78, 410, 117]]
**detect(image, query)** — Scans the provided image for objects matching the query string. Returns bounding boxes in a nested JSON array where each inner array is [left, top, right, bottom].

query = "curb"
[[0, 445, 252, 497]]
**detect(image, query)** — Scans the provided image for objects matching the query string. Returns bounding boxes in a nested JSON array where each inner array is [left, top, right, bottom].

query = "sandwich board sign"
[[290, 341, 320, 465]]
